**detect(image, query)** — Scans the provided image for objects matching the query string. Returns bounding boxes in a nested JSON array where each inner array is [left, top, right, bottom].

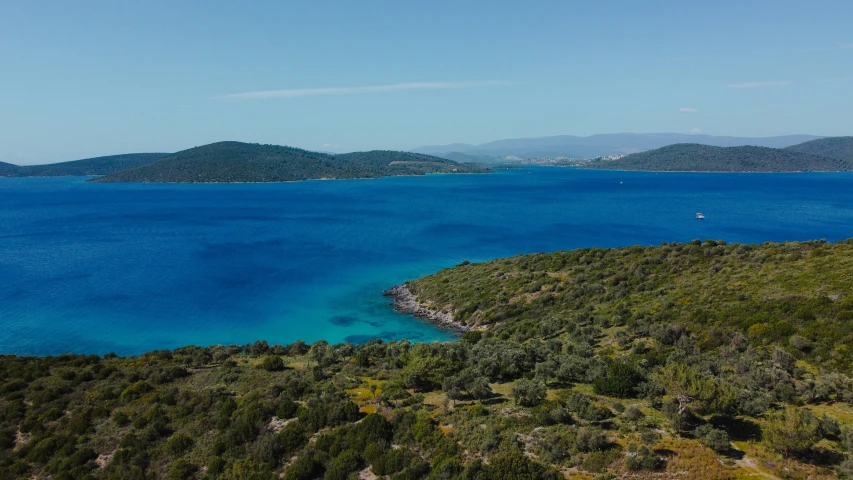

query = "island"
[[583, 142, 853, 172], [3, 239, 853, 479], [90, 141, 490, 183], [784, 136, 853, 160]]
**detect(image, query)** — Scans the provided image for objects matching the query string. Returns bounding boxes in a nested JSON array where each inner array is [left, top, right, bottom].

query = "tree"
[[512, 379, 547, 407], [592, 361, 643, 398], [402, 346, 461, 391], [469, 376, 494, 400], [652, 363, 735, 418], [764, 406, 820, 457], [279, 423, 307, 455]]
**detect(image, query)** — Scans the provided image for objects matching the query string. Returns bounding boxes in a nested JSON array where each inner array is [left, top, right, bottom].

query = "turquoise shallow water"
[[2, 167, 853, 356]]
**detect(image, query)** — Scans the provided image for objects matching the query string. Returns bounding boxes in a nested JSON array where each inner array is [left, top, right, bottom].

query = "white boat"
[[696, 213, 705, 219]]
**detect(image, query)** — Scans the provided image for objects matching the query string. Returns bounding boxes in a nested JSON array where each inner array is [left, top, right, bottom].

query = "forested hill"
[[4, 239, 853, 479], [0, 161, 17, 176], [15, 153, 170, 177], [785, 136, 853, 161], [583, 143, 853, 172], [93, 142, 489, 183], [0, 153, 169, 177]]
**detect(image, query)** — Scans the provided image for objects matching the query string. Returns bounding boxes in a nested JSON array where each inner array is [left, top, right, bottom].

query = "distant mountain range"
[[584, 138, 853, 172], [414, 133, 824, 161], [0, 153, 170, 177], [92, 141, 489, 183]]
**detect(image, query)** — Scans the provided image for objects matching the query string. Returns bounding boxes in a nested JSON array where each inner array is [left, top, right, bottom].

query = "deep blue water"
[[2, 168, 853, 356]]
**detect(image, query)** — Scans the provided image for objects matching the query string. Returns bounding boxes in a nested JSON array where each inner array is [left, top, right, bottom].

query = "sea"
[[2, 167, 852, 356]]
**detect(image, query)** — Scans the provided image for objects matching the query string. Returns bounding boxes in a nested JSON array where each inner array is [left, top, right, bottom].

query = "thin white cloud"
[[844, 43, 853, 49], [726, 81, 790, 88], [690, 127, 702, 134], [216, 81, 513, 100], [679, 107, 699, 113]]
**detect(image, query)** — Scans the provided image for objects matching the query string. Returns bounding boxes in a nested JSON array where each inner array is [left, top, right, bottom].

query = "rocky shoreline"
[[384, 284, 473, 332]]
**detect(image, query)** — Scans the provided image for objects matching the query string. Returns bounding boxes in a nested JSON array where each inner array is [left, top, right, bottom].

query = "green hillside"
[[408, 239, 853, 372], [584, 143, 853, 172], [0, 154, 169, 177], [785, 136, 853, 161], [3, 239, 853, 479], [14, 153, 169, 177], [93, 142, 489, 183], [0, 161, 18, 176]]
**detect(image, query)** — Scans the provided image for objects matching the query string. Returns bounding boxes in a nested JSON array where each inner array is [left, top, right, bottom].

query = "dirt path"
[[735, 456, 781, 480]]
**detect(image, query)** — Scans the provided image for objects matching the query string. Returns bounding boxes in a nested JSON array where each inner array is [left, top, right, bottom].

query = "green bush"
[[279, 422, 307, 454], [261, 356, 286, 372], [512, 379, 547, 407], [694, 425, 730, 453], [167, 458, 197, 480], [592, 362, 643, 398], [764, 407, 820, 457], [283, 454, 323, 480], [487, 448, 560, 479], [626, 446, 664, 471]]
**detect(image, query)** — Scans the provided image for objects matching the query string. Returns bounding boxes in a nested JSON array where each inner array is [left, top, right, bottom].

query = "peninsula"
[[583, 141, 853, 172], [4, 239, 853, 479], [92, 142, 489, 183]]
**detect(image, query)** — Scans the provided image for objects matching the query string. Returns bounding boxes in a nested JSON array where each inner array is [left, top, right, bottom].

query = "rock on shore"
[[384, 284, 472, 332]]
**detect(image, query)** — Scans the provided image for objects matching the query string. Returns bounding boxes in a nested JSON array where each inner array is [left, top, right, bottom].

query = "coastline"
[[86, 170, 492, 184], [384, 284, 474, 333], [576, 166, 852, 173]]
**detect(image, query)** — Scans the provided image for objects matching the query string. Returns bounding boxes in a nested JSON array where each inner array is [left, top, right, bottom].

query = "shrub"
[[512, 379, 547, 407], [112, 411, 130, 427], [567, 393, 613, 422], [208, 457, 226, 475], [694, 425, 730, 453], [167, 458, 197, 480], [839, 456, 853, 479], [488, 448, 560, 479], [276, 397, 298, 419], [593, 361, 643, 398], [764, 407, 820, 457], [355, 413, 393, 446], [624, 405, 645, 422], [120, 381, 153, 403], [626, 446, 664, 471], [372, 448, 413, 475], [284, 455, 323, 480], [818, 413, 841, 439], [279, 422, 307, 454], [639, 429, 661, 447], [261, 356, 285, 372], [0, 428, 15, 450]]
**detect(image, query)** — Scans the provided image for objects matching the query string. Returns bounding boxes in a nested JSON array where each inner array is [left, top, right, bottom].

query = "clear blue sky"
[[1, 1, 851, 164]]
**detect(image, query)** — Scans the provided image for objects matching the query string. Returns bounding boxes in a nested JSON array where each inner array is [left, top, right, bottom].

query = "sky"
[[1, 1, 852, 164]]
